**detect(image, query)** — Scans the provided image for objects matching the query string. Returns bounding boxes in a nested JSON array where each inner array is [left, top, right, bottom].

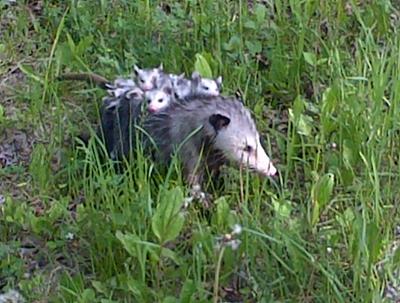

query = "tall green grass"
[[1, 0, 399, 302]]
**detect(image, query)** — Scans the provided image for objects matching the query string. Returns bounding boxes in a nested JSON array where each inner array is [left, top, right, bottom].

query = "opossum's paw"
[[189, 185, 213, 208]]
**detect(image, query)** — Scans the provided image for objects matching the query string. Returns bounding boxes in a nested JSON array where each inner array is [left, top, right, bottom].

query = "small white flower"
[[231, 224, 242, 235], [65, 232, 74, 241], [331, 142, 337, 149], [327, 247, 333, 254], [228, 239, 241, 250]]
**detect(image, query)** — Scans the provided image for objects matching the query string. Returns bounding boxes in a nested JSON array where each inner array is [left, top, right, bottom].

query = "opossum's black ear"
[[191, 71, 201, 84], [163, 86, 173, 95], [133, 65, 140, 76], [209, 114, 230, 131]]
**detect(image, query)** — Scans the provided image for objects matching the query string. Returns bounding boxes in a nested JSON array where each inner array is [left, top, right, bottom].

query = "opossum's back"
[[142, 96, 226, 160]]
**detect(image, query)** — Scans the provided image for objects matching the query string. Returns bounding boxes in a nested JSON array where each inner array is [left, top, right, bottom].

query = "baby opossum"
[[106, 78, 141, 98], [144, 77, 176, 113], [190, 71, 222, 97], [171, 72, 223, 100], [133, 64, 165, 91], [143, 95, 277, 191]]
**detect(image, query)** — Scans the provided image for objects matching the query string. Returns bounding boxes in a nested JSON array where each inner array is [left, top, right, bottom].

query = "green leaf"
[[163, 296, 179, 303], [152, 187, 185, 244], [179, 279, 196, 303], [116, 231, 140, 257], [366, 222, 381, 263], [393, 246, 400, 266], [255, 4, 267, 24], [0, 103, 4, 124], [245, 40, 262, 55], [194, 53, 212, 78], [223, 35, 241, 52], [303, 52, 317, 66], [244, 20, 256, 29], [311, 173, 335, 226], [297, 114, 313, 137]]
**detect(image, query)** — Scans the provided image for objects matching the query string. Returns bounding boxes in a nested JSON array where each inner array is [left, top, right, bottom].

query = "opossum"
[[170, 72, 223, 100], [143, 95, 277, 192], [99, 87, 144, 160], [106, 78, 142, 98], [133, 64, 165, 91], [144, 77, 176, 113], [190, 72, 222, 97]]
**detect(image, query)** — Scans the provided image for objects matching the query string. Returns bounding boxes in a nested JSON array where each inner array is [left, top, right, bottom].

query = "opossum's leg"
[[181, 146, 212, 207]]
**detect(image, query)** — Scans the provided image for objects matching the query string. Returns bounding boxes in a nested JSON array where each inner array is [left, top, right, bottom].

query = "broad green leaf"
[[297, 114, 313, 137], [152, 187, 185, 243], [160, 247, 181, 265], [311, 173, 335, 226], [116, 231, 140, 257], [255, 4, 267, 24], [366, 222, 381, 263], [194, 53, 212, 78], [303, 52, 317, 66], [179, 279, 196, 303], [245, 40, 262, 55], [244, 20, 256, 29], [223, 35, 241, 52], [163, 296, 179, 303]]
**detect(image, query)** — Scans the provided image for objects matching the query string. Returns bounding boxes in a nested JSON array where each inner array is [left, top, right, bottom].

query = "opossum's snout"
[[142, 83, 153, 91], [242, 144, 277, 177]]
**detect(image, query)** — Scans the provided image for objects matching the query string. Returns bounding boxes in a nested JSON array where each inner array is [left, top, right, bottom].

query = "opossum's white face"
[[145, 86, 173, 113], [210, 114, 277, 177], [134, 64, 164, 91], [192, 72, 222, 97], [170, 74, 191, 99]]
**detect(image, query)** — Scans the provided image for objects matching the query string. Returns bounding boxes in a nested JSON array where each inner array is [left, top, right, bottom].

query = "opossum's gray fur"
[[143, 95, 258, 186], [99, 90, 144, 160]]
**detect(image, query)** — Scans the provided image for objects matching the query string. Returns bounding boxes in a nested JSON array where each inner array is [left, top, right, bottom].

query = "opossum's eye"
[[202, 85, 209, 91], [139, 78, 145, 83], [158, 98, 163, 103], [243, 145, 253, 153]]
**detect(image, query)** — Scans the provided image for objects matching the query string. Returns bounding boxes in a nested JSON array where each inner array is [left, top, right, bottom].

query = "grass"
[[1, 0, 400, 302]]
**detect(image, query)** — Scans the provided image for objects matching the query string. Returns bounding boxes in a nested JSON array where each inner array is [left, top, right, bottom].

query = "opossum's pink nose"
[[142, 84, 152, 91], [260, 162, 277, 177], [148, 106, 156, 113]]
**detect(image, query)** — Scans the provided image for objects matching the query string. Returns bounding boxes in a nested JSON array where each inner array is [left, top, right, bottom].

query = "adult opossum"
[[99, 87, 144, 160], [143, 95, 277, 190]]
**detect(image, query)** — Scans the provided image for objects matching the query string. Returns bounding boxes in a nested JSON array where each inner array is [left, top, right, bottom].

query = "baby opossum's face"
[[192, 72, 222, 97], [209, 113, 277, 177], [145, 86, 173, 113], [134, 64, 164, 91]]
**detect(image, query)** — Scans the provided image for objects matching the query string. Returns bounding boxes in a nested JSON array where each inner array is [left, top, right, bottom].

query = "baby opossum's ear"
[[191, 71, 200, 80], [126, 88, 143, 99], [209, 114, 230, 131], [163, 86, 173, 95], [178, 73, 185, 79], [133, 65, 141, 76], [158, 63, 163, 71], [191, 71, 201, 85], [216, 76, 222, 86]]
